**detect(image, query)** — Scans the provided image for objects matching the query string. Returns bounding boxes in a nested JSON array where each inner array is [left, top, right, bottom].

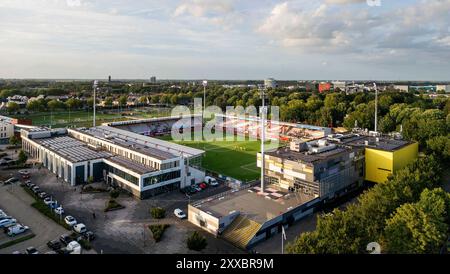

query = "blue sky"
[[0, 0, 449, 80]]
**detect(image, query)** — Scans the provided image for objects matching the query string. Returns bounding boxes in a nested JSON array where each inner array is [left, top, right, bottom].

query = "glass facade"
[[106, 164, 139, 186], [143, 170, 181, 187]]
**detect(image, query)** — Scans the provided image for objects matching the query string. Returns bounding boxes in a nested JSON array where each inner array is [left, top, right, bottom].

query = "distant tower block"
[[150, 76, 156, 83], [108, 75, 111, 82]]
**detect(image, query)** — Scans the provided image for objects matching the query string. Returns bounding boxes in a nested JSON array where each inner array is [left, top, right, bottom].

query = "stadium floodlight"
[[93, 80, 98, 127]]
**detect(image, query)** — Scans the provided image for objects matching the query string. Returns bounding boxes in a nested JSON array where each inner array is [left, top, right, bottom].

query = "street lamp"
[[202, 80, 207, 122]]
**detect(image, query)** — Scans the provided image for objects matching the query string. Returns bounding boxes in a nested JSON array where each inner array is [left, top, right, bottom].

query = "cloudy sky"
[[0, 0, 449, 80]]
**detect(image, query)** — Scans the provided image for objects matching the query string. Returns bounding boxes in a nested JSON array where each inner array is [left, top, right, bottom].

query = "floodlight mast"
[[93, 80, 98, 127], [374, 83, 378, 133], [260, 86, 266, 194]]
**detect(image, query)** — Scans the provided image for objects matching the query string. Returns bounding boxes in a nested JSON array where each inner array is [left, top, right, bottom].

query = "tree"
[[47, 99, 63, 111], [104, 97, 113, 107], [17, 150, 28, 165], [9, 135, 19, 147], [109, 189, 120, 199], [118, 95, 127, 108], [186, 231, 207, 251], [65, 98, 81, 110], [150, 207, 166, 219], [7, 102, 19, 113], [426, 135, 450, 163], [383, 188, 449, 253]]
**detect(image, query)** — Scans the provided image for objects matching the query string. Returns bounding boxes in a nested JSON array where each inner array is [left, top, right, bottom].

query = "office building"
[[150, 76, 156, 84]]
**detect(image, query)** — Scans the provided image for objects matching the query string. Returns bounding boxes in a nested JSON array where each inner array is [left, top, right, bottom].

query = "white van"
[[205, 176, 219, 186], [73, 223, 86, 234], [66, 241, 82, 254]]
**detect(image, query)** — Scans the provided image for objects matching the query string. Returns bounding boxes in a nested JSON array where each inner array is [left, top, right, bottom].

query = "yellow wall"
[[365, 142, 418, 183], [393, 142, 419, 172], [365, 148, 393, 183]]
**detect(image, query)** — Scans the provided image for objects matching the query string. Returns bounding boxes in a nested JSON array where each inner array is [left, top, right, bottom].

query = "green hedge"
[[150, 207, 166, 219], [148, 224, 170, 242], [21, 185, 71, 230], [0, 233, 35, 249]]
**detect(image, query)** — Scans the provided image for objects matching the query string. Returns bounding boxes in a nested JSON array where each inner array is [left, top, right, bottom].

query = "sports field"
[[12, 107, 172, 128], [159, 135, 281, 182]]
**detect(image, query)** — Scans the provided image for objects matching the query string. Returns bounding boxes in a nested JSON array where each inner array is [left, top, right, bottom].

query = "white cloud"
[[173, 0, 233, 17]]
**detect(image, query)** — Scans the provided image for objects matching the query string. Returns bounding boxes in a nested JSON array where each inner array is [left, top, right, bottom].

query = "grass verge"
[[0, 233, 35, 250]]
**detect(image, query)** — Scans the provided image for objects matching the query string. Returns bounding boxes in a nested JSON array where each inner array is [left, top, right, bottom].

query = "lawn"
[[159, 134, 281, 182], [11, 107, 173, 128]]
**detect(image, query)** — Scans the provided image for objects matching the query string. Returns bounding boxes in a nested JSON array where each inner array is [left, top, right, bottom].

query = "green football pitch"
[[158, 135, 281, 182]]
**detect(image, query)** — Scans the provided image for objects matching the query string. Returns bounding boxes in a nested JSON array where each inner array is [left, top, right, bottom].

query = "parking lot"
[[0, 182, 68, 254], [1, 165, 241, 254]]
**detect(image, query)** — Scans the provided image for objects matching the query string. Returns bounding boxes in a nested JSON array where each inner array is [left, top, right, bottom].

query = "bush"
[[148, 224, 170, 242], [187, 231, 207, 251], [78, 239, 92, 250], [109, 189, 120, 199], [104, 199, 125, 212], [21, 185, 71, 229], [150, 207, 166, 219], [82, 185, 107, 193]]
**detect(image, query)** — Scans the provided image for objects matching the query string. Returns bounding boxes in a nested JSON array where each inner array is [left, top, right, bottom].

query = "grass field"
[[159, 134, 281, 182], [11, 107, 173, 128]]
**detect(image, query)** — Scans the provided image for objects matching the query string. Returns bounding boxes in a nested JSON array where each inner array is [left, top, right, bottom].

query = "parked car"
[[205, 176, 219, 186], [31, 186, 40, 193], [18, 170, 29, 176], [3, 177, 18, 185], [48, 201, 58, 209], [47, 240, 62, 251], [59, 234, 73, 245], [25, 247, 39, 254], [174, 208, 186, 219], [0, 215, 14, 221], [82, 231, 95, 241], [66, 241, 81, 254], [25, 181, 32, 188], [38, 192, 48, 199], [27, 183, 36, 189], [64, 216, 77, 227], [43, 197, 53, 205], [73, 223, 86, 234], [193, 185, 202, 192], [7, 224, 29, 236], [54, 206, 64, 215], [0, 218, 17, 228], [198, 183, 207, 189]]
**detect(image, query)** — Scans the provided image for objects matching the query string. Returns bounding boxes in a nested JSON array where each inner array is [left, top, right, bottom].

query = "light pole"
[[260, 87, 267, 194], [93, 80, 98, 127], [202, 80, 207, 122]]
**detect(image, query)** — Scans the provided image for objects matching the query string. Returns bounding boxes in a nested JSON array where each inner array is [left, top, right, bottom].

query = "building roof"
[[193, 184, 314, 224], [105, 156, 156, 175], [266, 145, 352, 165], [34, 136, 112, 163], [329, 134, 414, 152], [71, 126, 182, 160], [72, 125, 204, 159]]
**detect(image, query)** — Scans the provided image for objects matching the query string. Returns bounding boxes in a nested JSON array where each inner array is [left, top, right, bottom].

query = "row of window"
[[143, 170, 181, 187], [106, 164, 139, 186]]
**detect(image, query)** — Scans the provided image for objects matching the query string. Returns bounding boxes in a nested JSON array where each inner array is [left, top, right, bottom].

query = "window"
[[106, 164, 139, 186], [143, 170, 181, 187]]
